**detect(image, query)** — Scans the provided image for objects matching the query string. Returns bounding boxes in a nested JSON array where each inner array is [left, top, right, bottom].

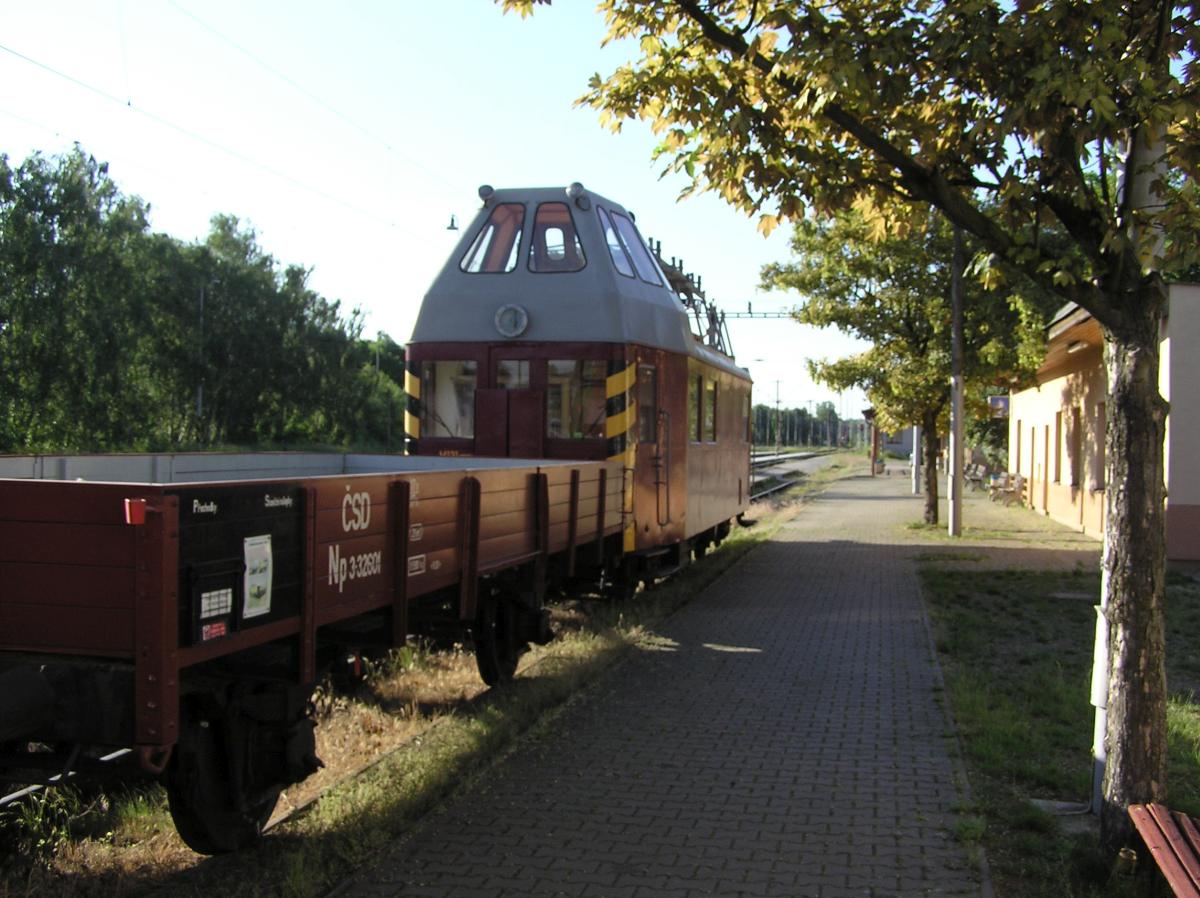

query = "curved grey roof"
[[409, 184, 746, 378]]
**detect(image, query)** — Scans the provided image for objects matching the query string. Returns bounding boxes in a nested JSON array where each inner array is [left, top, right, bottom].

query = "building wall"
[[1008, 283, 1200, 561], [1009, 346, 1107, 539], [1166, 284, 1200, 560], [881, 428, 914, 457]]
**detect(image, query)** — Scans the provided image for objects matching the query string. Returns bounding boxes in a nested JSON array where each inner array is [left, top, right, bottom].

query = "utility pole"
[[912, 425, 922, 495], [948, 226, 965, 536], [774, 381, 781, 458], [196, 284, 205, 422]]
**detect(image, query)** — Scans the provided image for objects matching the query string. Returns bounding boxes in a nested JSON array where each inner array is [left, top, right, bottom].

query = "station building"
[[1006, 282, 1200, 561]]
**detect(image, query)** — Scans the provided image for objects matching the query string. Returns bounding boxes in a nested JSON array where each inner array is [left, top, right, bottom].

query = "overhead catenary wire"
[[166, 0, 460, 196], [0, 41, 435, 245]]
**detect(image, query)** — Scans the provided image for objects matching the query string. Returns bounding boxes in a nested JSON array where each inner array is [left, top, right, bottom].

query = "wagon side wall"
[[0, 481, 150, 659]]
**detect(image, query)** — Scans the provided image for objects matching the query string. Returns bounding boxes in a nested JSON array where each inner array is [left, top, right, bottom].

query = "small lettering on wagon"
[[328, 543, 382, 594], [342, 486, 372, 532]]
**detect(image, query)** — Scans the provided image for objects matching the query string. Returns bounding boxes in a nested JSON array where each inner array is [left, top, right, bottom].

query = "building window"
[[419, 360, 477, 438], [528, 203, 586, 272], [546, 360, 606, 438], [1070, 407, 1082, 487], [1015, 419, 1022, 472], [460, 203, 524, 273], [637, 365, 657, 444], [1054, 411, 1063, 483]]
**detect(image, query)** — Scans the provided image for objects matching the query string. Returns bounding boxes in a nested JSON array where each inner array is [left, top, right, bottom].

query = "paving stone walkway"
[[338, 473, 992, 897]]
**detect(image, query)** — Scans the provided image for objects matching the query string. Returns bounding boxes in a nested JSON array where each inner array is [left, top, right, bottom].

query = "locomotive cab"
[[405, 183, 752, 572]]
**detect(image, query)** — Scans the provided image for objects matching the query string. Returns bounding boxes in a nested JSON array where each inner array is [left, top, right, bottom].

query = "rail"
[[749, 478, 800, 502], [0, 748, 133, 807]]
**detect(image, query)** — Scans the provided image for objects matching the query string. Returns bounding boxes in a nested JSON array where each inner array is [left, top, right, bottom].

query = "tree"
[[761, 209, 1054, 523], [0, 148, 154, 451], [0, 147, 403, 454], [501, 0, 1199, 851]]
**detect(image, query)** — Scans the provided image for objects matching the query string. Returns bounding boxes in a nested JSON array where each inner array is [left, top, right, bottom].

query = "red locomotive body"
[[406, 183, 752, 584]]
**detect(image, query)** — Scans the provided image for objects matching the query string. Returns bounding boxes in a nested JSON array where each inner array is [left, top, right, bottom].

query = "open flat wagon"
[[0, 451, 622, 852]]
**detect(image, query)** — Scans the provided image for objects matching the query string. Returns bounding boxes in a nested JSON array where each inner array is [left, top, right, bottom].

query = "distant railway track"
[[749, 448, 841, 501], [750, 450, 817, 468]]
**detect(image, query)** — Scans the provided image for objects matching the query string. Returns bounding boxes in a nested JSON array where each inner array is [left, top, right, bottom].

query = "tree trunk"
[[1099, 280, 1169, 855], [922, 410, 940, 524]]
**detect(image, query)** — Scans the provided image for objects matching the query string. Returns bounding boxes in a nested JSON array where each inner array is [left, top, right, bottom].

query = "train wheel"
[[163, 712, 280, 854], [473, 595, 520, 686]]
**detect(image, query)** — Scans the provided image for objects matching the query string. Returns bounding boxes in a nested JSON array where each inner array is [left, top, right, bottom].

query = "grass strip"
[[922, 564, 1200, 897]]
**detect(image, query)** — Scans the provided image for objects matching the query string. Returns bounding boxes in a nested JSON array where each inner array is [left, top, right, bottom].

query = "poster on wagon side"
[[242, 534, 273, 619]]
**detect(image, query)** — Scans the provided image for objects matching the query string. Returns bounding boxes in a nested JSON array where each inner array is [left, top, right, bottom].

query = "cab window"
[[704, 379, 717, 441], [688, 374, 702, 442], [546, 360, 606, 438], [460, 203, 524, 273], [637, 365, 657, 443], [419, 360, 477, 437], [610, 211, 662, 286], [598, 206, 635, 277], [496, 359, 530, 389], [528, 203, 586, 272]]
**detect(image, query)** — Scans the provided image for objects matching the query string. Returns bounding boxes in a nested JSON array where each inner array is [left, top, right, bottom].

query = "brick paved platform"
[[338, 473, 989, 897]]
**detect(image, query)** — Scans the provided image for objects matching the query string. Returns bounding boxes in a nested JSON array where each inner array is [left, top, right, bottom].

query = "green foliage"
[[967, 415, 1009, 470], [507, 0, 1199, 325], [761, 209, 1056, 438], [0, 147, 403, 453], [0, 786, 81, 866], [751, 402, 842, 446]]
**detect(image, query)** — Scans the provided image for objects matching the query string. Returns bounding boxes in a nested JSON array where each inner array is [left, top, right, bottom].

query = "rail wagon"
[[0, 182, 751, 854]]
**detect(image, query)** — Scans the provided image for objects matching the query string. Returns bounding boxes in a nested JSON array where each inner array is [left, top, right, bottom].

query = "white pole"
[[912, 425, 921, 495], [948, 226, 965, 537]]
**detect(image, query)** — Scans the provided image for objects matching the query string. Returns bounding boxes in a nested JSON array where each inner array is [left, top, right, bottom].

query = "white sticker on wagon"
[[200, 587, 233, 619], [407, 554, 426, 576], [243, 534, 273, 618], [409, 522, 423, 542]]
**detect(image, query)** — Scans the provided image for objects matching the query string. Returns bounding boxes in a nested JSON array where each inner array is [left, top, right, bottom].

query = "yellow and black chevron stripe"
[[606, 359, 637, 552], [404, 360, 421, 453]]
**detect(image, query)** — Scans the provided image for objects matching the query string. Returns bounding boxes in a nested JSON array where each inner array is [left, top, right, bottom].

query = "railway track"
[[750, 449, 818, 467], [749, 478, 801, 502]]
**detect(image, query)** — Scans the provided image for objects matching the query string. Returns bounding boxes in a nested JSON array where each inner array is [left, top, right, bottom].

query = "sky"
[[0, 0, 869, 415]]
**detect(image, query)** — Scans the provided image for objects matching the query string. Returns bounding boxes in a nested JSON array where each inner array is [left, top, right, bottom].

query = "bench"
[[988, 473, 1025, 506], [965, 464, 989, 491], [1130, 803, 1200, 896]]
